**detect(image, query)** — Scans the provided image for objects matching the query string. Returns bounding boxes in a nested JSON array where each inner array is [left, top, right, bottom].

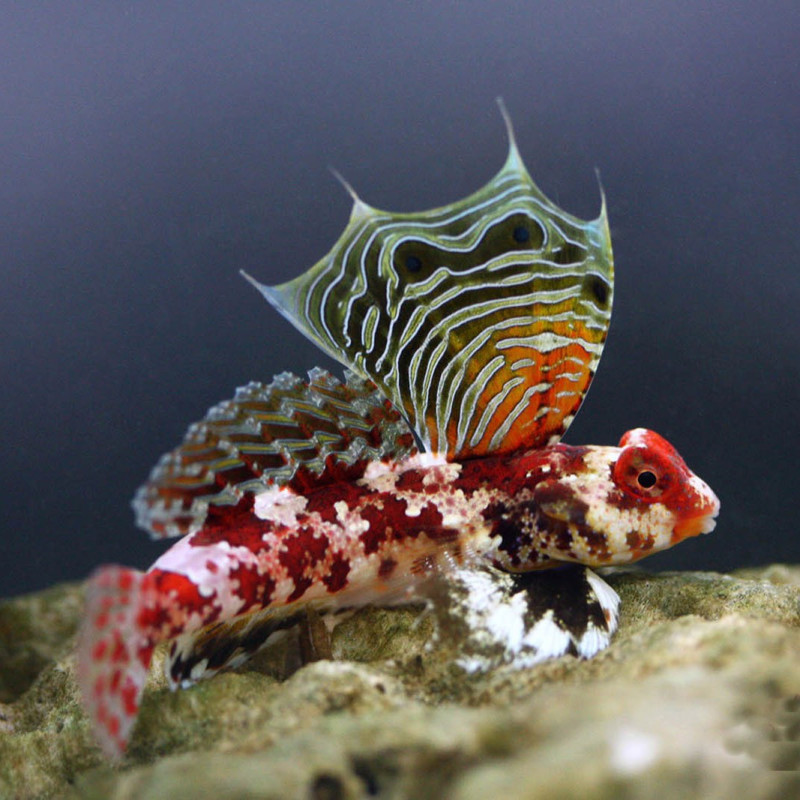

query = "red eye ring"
[[613, 446, 674, 502]]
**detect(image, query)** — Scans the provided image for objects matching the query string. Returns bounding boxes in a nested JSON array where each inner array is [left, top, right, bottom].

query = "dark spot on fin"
[[512, 565, 614, 647], [405, 255, 423, 272], [512, 225, 530, 243], [586, 275, 610, 307], [554, 242, 585, 265], [167, 605, 311, 687]]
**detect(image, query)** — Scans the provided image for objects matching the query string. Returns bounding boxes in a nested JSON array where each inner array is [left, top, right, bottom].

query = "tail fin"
[[76, 565, 153, 759]]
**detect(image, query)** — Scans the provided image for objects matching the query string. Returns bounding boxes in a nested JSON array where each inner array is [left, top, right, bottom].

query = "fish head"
[[531, 428, 720, 566], [612, 428, 720, 544]]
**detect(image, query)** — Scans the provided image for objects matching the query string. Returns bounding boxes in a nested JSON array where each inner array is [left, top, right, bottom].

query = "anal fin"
[[165, 565, 621, 688], [166, 604, 313, 688]]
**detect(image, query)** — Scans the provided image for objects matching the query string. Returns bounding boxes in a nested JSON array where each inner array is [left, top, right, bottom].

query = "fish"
[[76, 102, 720, 759]]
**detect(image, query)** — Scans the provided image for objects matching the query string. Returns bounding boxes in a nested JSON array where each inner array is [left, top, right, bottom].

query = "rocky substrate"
[[1, 565, 799, 799]]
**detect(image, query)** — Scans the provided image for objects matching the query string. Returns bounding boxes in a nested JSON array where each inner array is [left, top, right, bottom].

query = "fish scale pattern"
[[132, 368, 417, 539]]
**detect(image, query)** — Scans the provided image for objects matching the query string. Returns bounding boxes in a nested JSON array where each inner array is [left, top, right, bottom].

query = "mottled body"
[[80, 423, 717, 757], [77, 105, 720, 759]]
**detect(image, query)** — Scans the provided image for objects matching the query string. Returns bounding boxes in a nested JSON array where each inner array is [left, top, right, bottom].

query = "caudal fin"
[[76, 565, 153, 759]]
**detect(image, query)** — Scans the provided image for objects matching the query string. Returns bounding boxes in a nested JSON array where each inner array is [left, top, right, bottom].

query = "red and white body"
[[79, 428, 718, 758]]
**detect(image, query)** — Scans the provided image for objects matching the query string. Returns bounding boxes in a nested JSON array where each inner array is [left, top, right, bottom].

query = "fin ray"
[[166, 604, 307, 688]]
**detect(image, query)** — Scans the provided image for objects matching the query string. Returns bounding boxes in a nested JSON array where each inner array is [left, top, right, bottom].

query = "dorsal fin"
[[246, 105, 614, 458], [133, 369, 417, 539]]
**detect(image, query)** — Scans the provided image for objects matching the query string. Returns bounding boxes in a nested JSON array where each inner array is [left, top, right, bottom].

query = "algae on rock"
[[1, 567, 799, 799]]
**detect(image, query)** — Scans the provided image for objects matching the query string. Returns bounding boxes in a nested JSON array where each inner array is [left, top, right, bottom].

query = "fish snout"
[[673, 474, 720, 541]]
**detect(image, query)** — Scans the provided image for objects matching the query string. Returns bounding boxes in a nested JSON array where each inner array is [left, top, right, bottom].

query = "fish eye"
[[637, 470, 657, 489], [613, 447, 673, 502]]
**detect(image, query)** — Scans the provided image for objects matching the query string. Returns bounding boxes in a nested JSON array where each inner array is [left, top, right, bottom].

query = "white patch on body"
[[584, 500, 674, 562], [153, 536, 259, 621], [359, 460, 400, 493], [359, 451, 460, 494], [621, 428, 650, 448], [333, 501, 370, 536], [253, 487, 308, 526], [271, 575, 299, 604], [402, 500, 424, 518], [427, 486, 495, 533]]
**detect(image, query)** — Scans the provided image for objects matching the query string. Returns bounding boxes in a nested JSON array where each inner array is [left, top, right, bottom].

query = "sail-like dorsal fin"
[[249, 104, 614, 459], [132, 369, 417, 539]]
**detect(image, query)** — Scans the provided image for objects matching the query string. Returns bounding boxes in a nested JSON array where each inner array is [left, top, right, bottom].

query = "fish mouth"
[[673, 490, 721, 540]]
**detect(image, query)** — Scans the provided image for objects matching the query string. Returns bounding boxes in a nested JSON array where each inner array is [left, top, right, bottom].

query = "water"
[[2, 2, 798, 598]]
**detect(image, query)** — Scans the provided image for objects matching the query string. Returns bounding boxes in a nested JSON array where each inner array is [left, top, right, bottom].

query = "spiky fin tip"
[[329, 166, 376, 223], [496, 96, 526, 176]]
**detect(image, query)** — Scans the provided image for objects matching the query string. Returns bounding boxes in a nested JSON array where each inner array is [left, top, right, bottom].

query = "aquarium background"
[[2, 2, 798, 598]]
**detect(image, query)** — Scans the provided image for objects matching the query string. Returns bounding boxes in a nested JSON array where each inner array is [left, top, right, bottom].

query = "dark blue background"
[[3, 2, 798, 598]]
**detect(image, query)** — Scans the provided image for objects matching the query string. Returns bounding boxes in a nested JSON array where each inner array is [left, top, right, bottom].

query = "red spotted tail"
[[76, 565, 154, 759]]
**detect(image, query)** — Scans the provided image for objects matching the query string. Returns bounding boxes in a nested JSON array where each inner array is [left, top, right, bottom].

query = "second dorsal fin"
[[133, 369, 418, 539]]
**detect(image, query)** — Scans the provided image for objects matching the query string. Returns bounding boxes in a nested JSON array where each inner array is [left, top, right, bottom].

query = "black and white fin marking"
[[166, 604, 313, 688], [436, 565, 620, 673]]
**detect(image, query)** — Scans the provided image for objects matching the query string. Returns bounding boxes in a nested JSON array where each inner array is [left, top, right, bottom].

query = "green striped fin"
[[133, 369, 417, 539], [245, 105, 614, 458]]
